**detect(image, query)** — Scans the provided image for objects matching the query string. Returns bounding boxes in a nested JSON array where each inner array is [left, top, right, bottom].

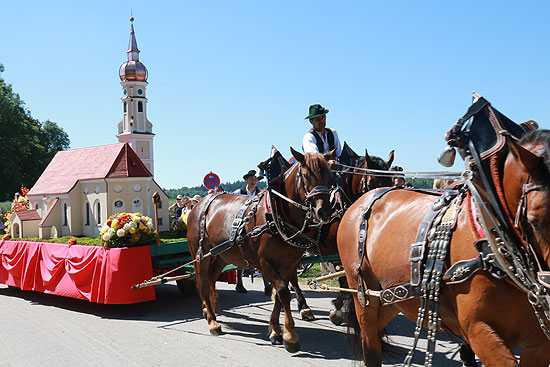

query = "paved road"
[[0, 279, 467, 366]]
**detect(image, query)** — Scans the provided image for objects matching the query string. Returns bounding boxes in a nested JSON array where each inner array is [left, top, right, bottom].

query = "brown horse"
[[337, 129, 550, 366], [186, 148, 335, 353], [289, 149, 395, 323]]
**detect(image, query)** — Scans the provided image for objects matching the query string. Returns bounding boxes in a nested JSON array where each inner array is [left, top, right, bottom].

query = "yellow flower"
[[139, 223, 146, 230], [130, 227, 136, 234]]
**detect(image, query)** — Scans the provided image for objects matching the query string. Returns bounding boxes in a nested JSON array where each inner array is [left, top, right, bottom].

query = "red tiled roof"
[[13, 210, 41, 221], [107, 143, 152, 178], [28, 143, 152, 196]]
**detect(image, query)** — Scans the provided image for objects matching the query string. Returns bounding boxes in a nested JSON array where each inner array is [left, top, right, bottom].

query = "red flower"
[[20, 186, 30, 196], [68, 237, 77, 245], [2, 234, 10, 240]]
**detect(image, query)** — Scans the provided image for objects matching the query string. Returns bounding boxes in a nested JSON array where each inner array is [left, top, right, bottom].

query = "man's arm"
[[302, 132, 319, 154]]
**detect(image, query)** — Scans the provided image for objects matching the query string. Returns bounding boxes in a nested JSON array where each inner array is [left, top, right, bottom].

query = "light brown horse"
[[186, 148, 334, 353], [289, 150, 395, 323], [337, 130, 550, 366]]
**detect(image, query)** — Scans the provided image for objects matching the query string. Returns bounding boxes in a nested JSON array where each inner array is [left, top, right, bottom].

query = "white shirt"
[[233, 187, 258, 198], [302, 128, 342, 157]]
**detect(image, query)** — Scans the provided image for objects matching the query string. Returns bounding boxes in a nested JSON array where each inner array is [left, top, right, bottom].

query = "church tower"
[[117, 17, 155, 175]]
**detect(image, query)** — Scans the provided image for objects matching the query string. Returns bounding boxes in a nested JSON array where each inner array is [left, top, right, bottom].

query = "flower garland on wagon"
[[100, 212, 155, 248], [2, 186, 31, 240]]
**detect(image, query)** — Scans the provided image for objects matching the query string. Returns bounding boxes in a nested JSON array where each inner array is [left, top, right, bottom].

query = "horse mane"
[[304, 152, 329, 183], [518, 129, 550, 174]]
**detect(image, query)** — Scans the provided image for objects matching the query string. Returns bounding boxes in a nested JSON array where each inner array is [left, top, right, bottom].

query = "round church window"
[[114, 200, 124, 208], [114, 185, 123, 193], [133, 184, 142, 192]]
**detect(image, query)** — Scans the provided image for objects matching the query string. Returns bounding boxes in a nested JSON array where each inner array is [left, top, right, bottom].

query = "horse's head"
[[350, 149, 394, 201], [503, 130, 550, 266], [289, 147, 335, 225]]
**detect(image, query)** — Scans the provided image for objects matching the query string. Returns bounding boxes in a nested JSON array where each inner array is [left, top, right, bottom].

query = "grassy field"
[[297, 263, 340, 287]]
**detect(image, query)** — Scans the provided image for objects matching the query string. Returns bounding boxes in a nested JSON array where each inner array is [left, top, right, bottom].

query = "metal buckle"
[[408, 242, 425, 262]]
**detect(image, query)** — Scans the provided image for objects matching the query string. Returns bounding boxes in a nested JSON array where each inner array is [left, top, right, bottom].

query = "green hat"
[[305, 104, 329, 120], [243, 169, 263, 180]]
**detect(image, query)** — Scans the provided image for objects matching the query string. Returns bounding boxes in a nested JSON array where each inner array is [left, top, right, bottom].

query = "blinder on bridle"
[[514, 176, 550, 288]]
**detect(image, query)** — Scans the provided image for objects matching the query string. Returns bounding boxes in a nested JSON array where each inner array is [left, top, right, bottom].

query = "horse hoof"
[[300, 309, 316, 321], [270, 335, 283, 345], [209, 325, 224, 336], [329, 310, 343, 326], [283, 340, 300, 353]]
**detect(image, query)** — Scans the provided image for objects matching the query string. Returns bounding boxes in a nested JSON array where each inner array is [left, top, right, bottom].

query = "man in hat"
[[302, 104, 342, 166], [233, 170, 263, 198], [232, 169, 271, 295]]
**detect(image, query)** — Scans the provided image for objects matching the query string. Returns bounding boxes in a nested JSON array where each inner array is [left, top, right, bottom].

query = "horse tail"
[[342, 299, 363, 360]]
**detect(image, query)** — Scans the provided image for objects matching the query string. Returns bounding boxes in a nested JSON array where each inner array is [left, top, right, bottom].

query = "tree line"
[[0, 64, 70, 201]]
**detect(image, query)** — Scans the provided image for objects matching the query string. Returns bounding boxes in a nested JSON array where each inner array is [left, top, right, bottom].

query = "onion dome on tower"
[[119, 17, 148, 82]]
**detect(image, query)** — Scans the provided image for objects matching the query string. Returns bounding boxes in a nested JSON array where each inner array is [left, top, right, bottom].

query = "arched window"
[[85, 202, 90, 226], [96, 202, 101, 225], [138, 101, 143, 112], [63, 203, 68, 226], [124, 102, 127, 113]]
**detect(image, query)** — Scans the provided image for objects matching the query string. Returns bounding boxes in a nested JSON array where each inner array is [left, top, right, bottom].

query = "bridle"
[[467, 169, 550, 340], [271, 163, 331, 222]]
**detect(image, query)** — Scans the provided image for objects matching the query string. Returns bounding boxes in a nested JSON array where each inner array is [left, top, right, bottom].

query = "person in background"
[[233, 170, 262, 198], [302, 104, 342, 167], [233, 169, 271, 295], [390, 166, 412, 188], [169, 195, 186, 229], [190, 195, 202, 208]]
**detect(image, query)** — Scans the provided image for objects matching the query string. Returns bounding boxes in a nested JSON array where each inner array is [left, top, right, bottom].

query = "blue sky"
[[2, 1, 549, 189]]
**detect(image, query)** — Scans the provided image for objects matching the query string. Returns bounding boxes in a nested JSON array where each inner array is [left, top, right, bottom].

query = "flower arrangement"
[[2, 186, 31, 237], [100, 212, 155, 248]]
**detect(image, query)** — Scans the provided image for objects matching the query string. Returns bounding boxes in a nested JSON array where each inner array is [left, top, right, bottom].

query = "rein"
[[334, 163, 463, 179]]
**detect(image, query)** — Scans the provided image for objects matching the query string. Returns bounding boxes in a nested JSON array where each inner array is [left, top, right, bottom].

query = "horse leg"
[[262, 261, 300, 353], [290, 272, 315, 321], [269, 293, 283, 345], [195, 256, 225, 336], [467, 322, 518, 366], [352, 296, 384, 366]]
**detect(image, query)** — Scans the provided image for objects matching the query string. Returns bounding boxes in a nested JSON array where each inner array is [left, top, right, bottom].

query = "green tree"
[[0, 64, 70, 201]]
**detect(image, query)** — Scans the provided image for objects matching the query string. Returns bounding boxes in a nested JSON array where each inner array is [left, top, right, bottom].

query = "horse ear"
[[290, 147, 305, 164], [387, 150, 395, 168], [323, 149, 337, 161], [365, 149, 374, 168], [505, 133, 545, 177]]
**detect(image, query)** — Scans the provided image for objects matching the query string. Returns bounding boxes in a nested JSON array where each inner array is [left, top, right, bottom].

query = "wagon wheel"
[[176, 278, 196, 296]]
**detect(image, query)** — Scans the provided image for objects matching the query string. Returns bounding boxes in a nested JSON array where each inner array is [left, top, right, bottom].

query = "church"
[[11, 18, 169, 239]]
